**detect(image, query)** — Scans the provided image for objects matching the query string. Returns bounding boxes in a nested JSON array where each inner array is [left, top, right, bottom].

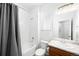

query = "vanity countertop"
[[48, 39, 79, 55]]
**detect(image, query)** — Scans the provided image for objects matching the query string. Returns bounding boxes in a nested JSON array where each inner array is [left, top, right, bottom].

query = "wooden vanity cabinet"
[[48, 46, 75, 56]]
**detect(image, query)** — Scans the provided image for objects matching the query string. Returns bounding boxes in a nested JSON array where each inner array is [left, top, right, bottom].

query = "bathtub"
[[22, 43, 37, 56]]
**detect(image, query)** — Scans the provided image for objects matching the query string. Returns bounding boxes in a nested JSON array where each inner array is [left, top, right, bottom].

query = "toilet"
[[35, 48, 46, 56], [35, 40, 48, 56]]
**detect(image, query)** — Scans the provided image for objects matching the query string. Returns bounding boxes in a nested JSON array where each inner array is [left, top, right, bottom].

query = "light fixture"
[[57, 3, 79, 15], [58, 3, 74, 9]]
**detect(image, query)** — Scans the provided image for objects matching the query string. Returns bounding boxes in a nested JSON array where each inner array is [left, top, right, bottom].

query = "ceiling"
[[15, 3, 66, 12]]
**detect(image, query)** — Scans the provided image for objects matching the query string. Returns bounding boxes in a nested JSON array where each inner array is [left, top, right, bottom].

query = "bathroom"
[[17, 3, 79, 56], [1, 3, 79, 56]]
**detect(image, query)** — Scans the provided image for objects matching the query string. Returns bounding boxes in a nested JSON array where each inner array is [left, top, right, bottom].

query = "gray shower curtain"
[[0, 3, 22, 56]]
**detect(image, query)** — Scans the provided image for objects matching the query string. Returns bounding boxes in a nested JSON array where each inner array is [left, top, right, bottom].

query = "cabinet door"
[[48, 46, 73, 56]]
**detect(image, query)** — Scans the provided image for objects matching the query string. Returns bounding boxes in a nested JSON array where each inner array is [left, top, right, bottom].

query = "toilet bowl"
[[35, 40, 48, 56], [35, 48, 46, 56]]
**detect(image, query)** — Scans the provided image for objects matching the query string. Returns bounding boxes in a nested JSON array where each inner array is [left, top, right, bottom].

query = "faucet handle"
[[32, 37, 34, 39]]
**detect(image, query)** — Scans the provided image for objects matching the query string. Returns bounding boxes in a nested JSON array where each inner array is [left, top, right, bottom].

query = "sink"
[[48, 39, 79, 54], [49, 40, 76, 49], [49, 40, 64, 47], [65, 43, 76, 49]]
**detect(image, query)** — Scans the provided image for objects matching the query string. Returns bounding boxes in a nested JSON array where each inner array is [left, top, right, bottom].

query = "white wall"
[[73, 9, 79, 42], [18, 7, 30, 52], [39, 4, 57, 41], [18, 7, 39, 53], [29, 7, 39, 44]]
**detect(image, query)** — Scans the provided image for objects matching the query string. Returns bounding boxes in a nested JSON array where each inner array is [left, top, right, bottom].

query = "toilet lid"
[[35, 48, 45, 56]]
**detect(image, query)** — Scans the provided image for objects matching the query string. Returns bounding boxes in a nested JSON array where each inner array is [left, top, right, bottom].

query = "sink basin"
[[65, 43, 76, 49], [49, 40, 76, 49], [49, 40, 64, 47]]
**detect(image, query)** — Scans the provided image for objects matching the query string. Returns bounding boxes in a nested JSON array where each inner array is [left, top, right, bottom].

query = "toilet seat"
[[35, 48, 46, 56]]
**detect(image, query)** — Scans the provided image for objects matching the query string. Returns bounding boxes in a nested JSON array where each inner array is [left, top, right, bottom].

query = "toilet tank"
[[39, 40, 48, 49]]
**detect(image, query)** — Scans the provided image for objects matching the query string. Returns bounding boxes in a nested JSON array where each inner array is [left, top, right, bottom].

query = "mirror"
[[55, 4, 79, 43], [59, 19, 72, 40]]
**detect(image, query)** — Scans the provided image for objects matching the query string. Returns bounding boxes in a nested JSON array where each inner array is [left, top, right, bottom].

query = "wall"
[[18, 6, 39, 55], [29, 7, 39, 44], [39, 4, 57, 41], [18, 7, 30, 52], [73, 9, 79, 42]]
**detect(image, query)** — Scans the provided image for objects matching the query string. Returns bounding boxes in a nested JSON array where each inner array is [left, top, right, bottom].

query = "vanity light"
[[57, 3, 79, 15]]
